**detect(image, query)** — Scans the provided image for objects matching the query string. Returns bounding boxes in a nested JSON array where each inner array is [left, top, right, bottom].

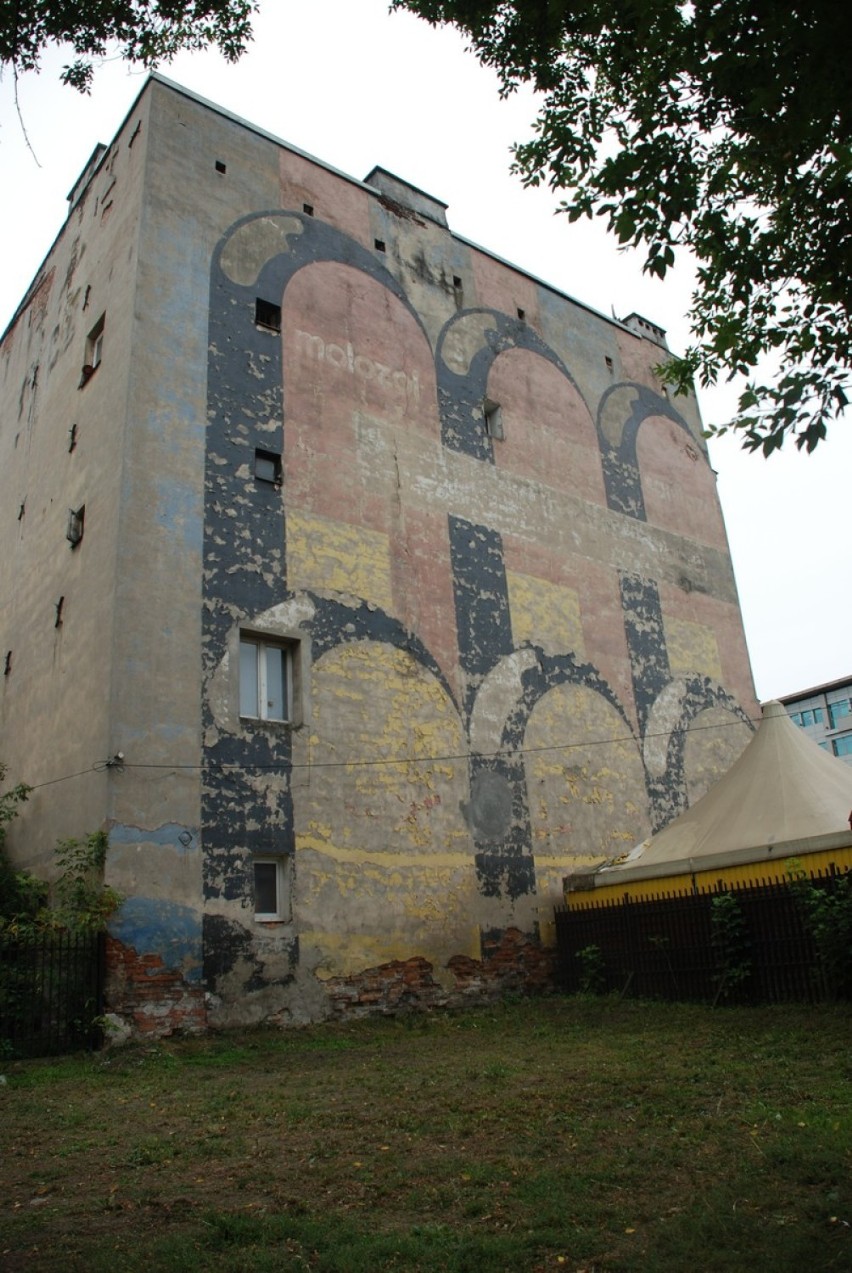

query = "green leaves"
[[395, 0, 852, 451], [1, 0, 256, 91]]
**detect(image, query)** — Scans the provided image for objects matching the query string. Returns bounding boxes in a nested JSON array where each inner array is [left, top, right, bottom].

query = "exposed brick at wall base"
[[324, 928, 556, 1019], [105, 936, 207, 1038]]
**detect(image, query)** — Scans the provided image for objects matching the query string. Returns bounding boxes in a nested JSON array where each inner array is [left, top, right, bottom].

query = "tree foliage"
[[1, 0, 255, 91], [394, 0, 852, 453]]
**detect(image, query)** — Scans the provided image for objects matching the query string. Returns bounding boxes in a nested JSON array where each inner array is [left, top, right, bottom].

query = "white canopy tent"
[[568, 701, 852, 897]]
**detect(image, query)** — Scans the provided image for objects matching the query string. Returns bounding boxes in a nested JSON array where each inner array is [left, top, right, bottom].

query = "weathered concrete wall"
[[1, 77, 758, 1035], [0, 92, 151, 873], [198, 91, 757, 1027]]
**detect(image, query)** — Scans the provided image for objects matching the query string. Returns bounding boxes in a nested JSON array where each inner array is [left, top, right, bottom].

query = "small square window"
[[374, 239, 386, 253], [516, 307, 526, 321], [255, 298, 282, 333], [483, 399, 504, 440], [255, 448, 282, 485], [253, 857, 291, 920], [215, 160, 227, 174], [303, 203, 314, 216], [240, 636, 295, 722]]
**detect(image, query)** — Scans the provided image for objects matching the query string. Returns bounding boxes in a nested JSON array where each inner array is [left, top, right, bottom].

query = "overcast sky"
[[2, 0, 849, 703]]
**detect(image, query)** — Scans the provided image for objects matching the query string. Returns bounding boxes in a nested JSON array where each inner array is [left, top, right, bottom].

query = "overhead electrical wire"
[[20, 710, 763, 792]]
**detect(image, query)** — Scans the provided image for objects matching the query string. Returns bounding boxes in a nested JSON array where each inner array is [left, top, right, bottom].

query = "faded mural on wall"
[[200, 208, 753, 1021]]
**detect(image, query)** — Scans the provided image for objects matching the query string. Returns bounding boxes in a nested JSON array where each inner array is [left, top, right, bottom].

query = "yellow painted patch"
[[308, 924, 482, 979], [664, 616, 723, 682], [525, 683, 648, 865], [286, 511, 393, 612], [506, 570, 585, 657]]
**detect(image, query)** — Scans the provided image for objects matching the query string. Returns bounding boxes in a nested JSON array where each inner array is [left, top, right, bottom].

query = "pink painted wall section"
[[486, 347, 607, 506], [281, 258, 459, 693], [636, 414, 729, 550], [279, 150, 372, 245], [615, 326, 670, 392], [469, 246, 542, 324]]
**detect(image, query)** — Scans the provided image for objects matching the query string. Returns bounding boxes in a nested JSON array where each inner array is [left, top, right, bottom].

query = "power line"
[[19, 710, 762, 790]]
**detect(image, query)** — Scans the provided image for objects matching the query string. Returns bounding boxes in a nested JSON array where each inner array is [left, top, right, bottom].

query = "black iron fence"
[[0, 929, 106, 1058], [555, 867, 851, 1004]]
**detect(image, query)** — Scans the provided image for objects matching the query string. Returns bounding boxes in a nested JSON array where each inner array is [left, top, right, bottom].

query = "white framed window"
[[239, 636, 294, 722], [253, 857, 290, 921]]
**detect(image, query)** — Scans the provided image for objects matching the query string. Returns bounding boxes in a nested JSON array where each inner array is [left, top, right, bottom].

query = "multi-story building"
[[0, 75, 758, 1035], [781, 677, 852, 763]]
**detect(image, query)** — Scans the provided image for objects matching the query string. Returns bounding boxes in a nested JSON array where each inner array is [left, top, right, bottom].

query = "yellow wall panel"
[[287, 510, 393, 612], [506, 570, 585, 657]]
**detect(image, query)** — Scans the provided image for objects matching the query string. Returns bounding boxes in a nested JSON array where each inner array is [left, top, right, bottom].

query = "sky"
[[1, 0, 849, 703]]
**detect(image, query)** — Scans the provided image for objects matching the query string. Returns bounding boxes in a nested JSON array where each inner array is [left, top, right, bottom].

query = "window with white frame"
[[253, 857, 290, 920], [239, 635, 294, 722]]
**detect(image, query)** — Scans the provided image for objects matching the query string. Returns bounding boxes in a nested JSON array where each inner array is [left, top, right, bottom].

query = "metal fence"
[[555, 868, 851, 1004], [0, 929, 106, 1058]]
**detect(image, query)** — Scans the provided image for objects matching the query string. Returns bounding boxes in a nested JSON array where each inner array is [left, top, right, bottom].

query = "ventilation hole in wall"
[[67, 505, 85, 548], [605, 355, 614, 373], [17, 502, 25, 522], [517, 307, 526, 321], [374, 239, 386, 253], [303, 203, 314, 216], [55, 596, 65, 629], [4, 652, 10, 677], [69, 423, 78, 453], [254, 448, 283, 485], [83, 285, 91, 311], [215, 160, 227, 174], [255, 298, 282, 333], [484, 399, 504, 441]]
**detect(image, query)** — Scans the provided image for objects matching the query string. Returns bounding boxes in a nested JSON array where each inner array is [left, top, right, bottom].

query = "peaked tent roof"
[[596, 701, 852, 884]]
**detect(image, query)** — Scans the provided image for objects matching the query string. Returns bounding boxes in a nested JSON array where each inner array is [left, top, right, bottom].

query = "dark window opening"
[[255, 298, 282, 333], [517, 307, 526, 321], [3, 652, 10, 677], [254, 860, 279, 916], [605, 355, 614, 373], [215, 160, 227, 174], [255, 449, 282, 485], [17, 502, 25, 522], [374, 239, 386, 253], [55, 596, 65, 629], [452, 275, 464, 310], [69, 424, 78, 453], [67, 505, 85, 548], [484, 400, 504, 441], [303, 203, 314, 216]]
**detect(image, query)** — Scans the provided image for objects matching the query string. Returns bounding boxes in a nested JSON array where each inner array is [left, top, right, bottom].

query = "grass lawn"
[[1, 996, 850, 1271]]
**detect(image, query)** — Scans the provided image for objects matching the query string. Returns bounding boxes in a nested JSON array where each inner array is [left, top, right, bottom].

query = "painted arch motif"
[[201, 208, 753, 989]]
